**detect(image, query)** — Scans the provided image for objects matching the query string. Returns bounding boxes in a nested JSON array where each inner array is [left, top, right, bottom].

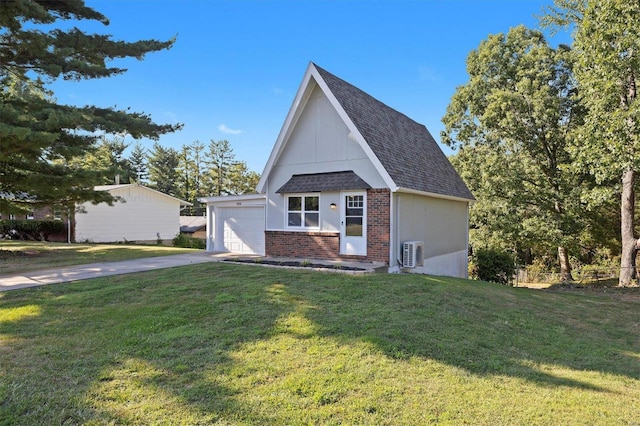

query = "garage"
[[217, 206, 265, 255], [199, 194, 267, 256]]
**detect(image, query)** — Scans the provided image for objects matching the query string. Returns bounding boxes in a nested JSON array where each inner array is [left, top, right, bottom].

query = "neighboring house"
[[201, 62, 474, 277], [75, 184, 191, 243], [0, 205, 71, 242], [179, 216, 207, 240]]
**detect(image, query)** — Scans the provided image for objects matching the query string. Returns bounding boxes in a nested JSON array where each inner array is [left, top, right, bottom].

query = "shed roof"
[[276, 171, 371, 193]]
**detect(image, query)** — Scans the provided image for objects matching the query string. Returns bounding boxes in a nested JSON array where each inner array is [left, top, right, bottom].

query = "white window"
[[287, 195, 319, 228], [53, 208, 62, 221], [26, 211, 34, 220]]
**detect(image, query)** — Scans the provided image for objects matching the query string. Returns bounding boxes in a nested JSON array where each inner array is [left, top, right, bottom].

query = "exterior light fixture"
[[330, 203, 337, 210]]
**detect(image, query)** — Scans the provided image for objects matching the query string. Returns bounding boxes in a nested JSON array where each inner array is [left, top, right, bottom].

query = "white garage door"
[[217, 206, 265, 255]]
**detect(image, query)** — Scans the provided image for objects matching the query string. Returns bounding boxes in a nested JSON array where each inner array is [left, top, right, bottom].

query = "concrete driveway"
[[0, 253, 220, 292]]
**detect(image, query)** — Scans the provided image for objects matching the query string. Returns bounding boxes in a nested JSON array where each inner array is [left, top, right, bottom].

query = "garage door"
[[217, 206, 265, 255]]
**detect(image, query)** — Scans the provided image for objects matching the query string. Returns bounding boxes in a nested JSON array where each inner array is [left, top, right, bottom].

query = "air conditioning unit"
[[402, 241, 424, 268]]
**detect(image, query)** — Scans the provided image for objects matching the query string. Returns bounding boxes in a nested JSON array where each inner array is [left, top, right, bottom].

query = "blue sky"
[[49, 0, 568, 173]]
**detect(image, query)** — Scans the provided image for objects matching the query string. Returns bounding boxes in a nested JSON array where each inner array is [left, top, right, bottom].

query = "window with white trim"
[[287, 195, 319, 228], [26, 211, 34, 220]]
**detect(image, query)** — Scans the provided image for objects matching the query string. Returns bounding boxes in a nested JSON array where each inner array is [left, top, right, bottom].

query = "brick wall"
[[0, 206, 72, 242], [265, 188, 391, 264], [265, 230, 341, 259], [366, 188, 390, 263]]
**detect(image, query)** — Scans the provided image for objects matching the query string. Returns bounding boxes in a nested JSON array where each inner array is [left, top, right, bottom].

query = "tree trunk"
[[619, 169, 639, 287], [558, 246, 573, 282], [553, 200, 573, 282]]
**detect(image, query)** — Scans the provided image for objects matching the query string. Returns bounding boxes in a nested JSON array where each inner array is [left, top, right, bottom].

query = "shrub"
[[172, 233, 205, 249], [0, 220, 65, 241], [470, 248, 516, 285]]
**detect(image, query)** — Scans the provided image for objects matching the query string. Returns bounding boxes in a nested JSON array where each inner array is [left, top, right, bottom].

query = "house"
[[75, 184, 191, 244], [0, 205, 72, 242], [179, 216, 207, 240], [201, 62, 474, 277]]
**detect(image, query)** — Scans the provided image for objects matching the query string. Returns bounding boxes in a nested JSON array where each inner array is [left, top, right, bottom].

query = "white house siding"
[[265, 85, 386, 231], [75, 186, 182, 243], [395, 193, 469, 278]]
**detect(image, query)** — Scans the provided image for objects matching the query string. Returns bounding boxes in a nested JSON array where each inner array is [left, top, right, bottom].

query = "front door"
[[340, 191, 367, 256]]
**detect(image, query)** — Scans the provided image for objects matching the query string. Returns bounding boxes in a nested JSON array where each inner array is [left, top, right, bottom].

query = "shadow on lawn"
[[1, 263, 639, 423], [0, 265, 288, 424], [282, 271, 640, 390]]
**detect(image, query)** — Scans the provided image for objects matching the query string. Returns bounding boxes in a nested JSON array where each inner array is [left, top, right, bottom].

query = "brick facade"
[[0, 206, 72, 242], [366, 188, 391, 263], [265, 188, 391, 264], [265, 230, 341, 260]]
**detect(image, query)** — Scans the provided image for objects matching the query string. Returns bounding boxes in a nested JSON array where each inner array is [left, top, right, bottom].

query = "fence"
[[515, 266, 626, 286]]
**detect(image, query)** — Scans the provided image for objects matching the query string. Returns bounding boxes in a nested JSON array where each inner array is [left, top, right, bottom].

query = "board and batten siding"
[[75, 186, 182, 243], [265, 84, 386, 231]]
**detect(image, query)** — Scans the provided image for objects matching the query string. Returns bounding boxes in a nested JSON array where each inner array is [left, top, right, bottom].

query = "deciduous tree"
[[569, 0, 640, 286], [442, 26, 584, 281]]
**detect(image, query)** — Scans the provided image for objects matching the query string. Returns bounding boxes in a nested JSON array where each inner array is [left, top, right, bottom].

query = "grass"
[[0, 263, 639, 425], [0, 241, 200, 275]]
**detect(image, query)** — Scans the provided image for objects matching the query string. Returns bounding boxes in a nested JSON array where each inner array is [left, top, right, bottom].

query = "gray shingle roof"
[[314, 63, 474, 201], [276, 171, 371, 193], [180, 216, 206, 233]]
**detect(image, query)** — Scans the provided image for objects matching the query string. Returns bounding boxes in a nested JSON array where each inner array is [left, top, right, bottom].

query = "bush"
[[172, 233, 205, 249], [470, 248, 516, 285], [0, 220, 65, 241]]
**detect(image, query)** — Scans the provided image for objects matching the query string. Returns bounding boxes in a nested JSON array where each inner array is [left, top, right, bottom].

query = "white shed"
[[75, 184, 191, 244]]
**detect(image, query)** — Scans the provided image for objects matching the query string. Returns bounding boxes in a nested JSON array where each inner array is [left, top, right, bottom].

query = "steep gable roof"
[[257, 62, 474, 201]]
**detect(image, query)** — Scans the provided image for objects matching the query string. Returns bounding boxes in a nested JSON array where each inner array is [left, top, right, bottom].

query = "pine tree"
[[129, 142, 149, 183], [67, 134, 133, 185], [147, 143, 179, 196], [227, 161, 260, 195], [175, 140, 207, 215], [204, 140, 236, 196], [0, 0, 180, 212], [176, 145, 195, 212]]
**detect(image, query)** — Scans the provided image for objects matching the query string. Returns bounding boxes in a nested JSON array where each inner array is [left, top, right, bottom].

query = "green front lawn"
[[1, 263, 638, 424], [0, 241, 200, 275]]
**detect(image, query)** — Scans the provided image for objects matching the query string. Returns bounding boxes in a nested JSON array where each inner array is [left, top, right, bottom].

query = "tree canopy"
[[446, 0, 640, 285], [570, 0, 640, 285], [442, 25, 585, 280], [0, 0, 181, 212]]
